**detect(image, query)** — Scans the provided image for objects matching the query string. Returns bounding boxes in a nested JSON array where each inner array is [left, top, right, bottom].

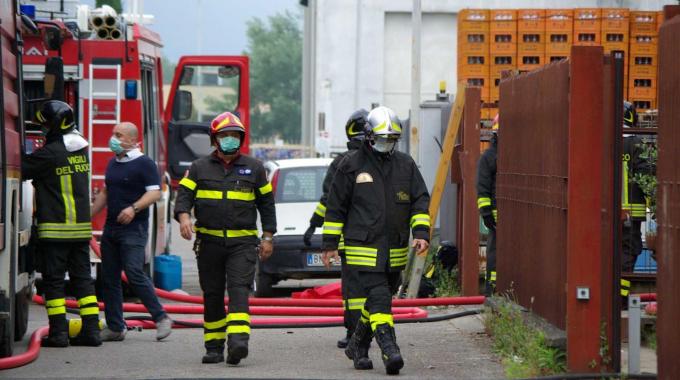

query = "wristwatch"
[[131, 204, 140, 213], [261, 235, 273, 242]]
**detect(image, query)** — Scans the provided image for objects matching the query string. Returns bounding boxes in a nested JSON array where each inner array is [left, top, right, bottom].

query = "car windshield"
[[275, 166, 328, 203]]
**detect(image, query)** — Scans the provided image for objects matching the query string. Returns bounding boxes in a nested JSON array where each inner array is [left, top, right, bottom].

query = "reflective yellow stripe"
[[621, 289, 630, 296], [227, 325, 251, 335], [60, 175, 76, 224], [259, 182, 273, 195], [180, 177, 197, 191], [360, 308, 370, 323], [621, 279, 631, 287], [227, 191, 256, 201], [338, 236, 345, 250], [47, 306, 66, 316], [38, 230, 93, 239], [323, 221, 343, 235], [390, 258, 408, 267], [227, 229, 258, 238], [346, 258, 377, 266], [314, 203, 326, 218], [389, 247, 409, 255], [425, 265, 436, 278], [346, 298, 367, 310], [622, 160, 629, 209], [204, 318, 227, 330], [370, 313, 394, 331], [38, 222, 91, 230], [489, 271, 497, 282], [493, 209, 498, 221], [196, 190, 223, 199], [477, 197, 492, 209], [410, 213, 431, 228], [226, 313, 251, 323], [204, 332, 226, 341], [345, 246, 377, 254], [80, 306, 100, 316], [46, 298, 66, 307], [195, 228, 258, 238], [78, 296, 98, 307]]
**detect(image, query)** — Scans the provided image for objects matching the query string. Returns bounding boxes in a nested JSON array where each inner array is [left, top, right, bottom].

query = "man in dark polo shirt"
[[91, 122, 172, 341]]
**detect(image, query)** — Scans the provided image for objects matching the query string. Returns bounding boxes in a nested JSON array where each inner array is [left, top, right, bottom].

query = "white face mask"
[[372, 137, 397, 153]]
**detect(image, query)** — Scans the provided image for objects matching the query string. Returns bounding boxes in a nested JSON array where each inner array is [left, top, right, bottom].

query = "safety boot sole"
[[226, 345, 248, 365], [70, 335, 102, 347], [41, 335, 69, 348], [383, 353, 404, 375], [202, 353, 225, 364]]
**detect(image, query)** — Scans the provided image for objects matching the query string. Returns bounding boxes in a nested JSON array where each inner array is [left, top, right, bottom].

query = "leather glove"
[[303, 225, 315, 246], [482, 213, 496, 231]]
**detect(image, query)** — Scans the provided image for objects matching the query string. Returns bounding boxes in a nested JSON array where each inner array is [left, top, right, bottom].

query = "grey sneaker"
[[156, 317, 172, 341], [100, 327, 126, 342]]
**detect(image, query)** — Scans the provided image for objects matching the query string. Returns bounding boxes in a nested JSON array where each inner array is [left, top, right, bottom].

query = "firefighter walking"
[[303, 109, 369, 349], [322, 106, 431, 375], [174, 112, 276, 366], [477, 115, 498, 296], [22, 100, 102, 347]]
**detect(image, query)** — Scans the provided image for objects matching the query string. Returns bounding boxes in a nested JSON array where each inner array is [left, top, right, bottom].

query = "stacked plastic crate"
[[601, 8, 630, 99], [457, 9, 491, 118], [517, 9, 545, 73], [573, 8, 602, 46], [489, 9, 517, 114], [628, 11, 658, 112], [545, 9, 573, 64]]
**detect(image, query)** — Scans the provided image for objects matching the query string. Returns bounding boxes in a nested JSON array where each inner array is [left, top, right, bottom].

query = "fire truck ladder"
[[87, 58, 122, 179]]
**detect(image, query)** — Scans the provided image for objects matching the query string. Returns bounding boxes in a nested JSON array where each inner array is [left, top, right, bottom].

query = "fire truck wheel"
[[0, 318, 11, 358], [13, 287, 30, 341]]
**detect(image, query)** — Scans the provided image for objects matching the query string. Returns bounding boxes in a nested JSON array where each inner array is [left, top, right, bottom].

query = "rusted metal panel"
[[497, 60, 570, 330], [656, 9, 680, 380], [460, 87, 481, 296], [566, 46, 616, 372]]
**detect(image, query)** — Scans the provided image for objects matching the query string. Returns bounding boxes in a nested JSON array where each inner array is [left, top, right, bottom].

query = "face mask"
[[219, 136, 241, 154], [372, 137, 397, 154], [109, 136, 125, 155]]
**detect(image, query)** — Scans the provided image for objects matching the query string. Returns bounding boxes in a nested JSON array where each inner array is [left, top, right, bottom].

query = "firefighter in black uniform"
[[477, 115, 498, 297], [303, 109, 369, 349], [322, 106, 431, 375], [174, 111, 276, 366], [622, 101, 648, 275], [23, 100, 102, 347]]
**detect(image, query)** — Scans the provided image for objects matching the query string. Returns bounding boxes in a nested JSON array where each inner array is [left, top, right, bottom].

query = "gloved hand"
[[482, 213, 496, 231], [303, 225, 316, 246]]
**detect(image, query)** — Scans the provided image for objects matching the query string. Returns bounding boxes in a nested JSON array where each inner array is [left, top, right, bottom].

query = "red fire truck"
[[1, 0, 250, 356]]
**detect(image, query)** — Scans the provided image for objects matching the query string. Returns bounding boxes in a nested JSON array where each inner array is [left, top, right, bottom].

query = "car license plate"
[[307, 252, 340, 267]]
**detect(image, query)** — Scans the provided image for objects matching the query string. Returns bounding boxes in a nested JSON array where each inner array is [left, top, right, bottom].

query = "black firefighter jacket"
[[477, 136, 497, 221], [623, 135, 652, 221], [174, 153, 276, 242], [22, 132, 92, 241], [322, 144, 431, 272]]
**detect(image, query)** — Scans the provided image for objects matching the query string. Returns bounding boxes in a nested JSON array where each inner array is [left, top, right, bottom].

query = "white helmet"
[[366, 106, 402, 154]]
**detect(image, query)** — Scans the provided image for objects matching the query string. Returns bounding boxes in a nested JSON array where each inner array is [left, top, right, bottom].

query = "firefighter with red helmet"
[[22, 100, 102, 347], [303, 109, 369, 349], [174, 112, 276, 365]]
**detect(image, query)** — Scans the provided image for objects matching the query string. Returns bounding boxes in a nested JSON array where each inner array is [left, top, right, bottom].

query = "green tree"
[[95, 0, 122, 13], [244, 11, 302, 142]]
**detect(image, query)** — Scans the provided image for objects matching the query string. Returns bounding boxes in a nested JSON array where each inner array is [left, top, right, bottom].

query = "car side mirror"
[[172, 90, 193, 121]]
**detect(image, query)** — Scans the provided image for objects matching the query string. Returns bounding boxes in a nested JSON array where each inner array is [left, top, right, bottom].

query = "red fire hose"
[[0, 327, 48, 370]]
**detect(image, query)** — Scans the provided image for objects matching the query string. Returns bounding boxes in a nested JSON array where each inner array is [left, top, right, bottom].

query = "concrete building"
[[302, 0, 675, 155]]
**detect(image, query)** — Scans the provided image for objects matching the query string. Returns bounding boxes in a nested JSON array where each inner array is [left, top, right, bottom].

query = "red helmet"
[[210, 112, 246, 137]]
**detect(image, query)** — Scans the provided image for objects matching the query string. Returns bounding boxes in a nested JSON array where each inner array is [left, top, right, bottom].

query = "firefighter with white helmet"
[[174, 112, 276, 365], [322, 106, 431, 375]]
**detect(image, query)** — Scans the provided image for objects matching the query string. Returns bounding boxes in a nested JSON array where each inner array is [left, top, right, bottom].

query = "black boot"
[[42, 315, 68, 348], [374, 324, 404, 375], [226, 333, 249, 365], [344, 321, 373, 370], [337, 329, 351, 349], [202, 347, 225, 364], [70, 317, 102, 347]]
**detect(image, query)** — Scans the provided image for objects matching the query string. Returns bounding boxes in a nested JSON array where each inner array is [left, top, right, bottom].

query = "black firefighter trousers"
[[357, 270, 401, 330], [196, 238, 257, 350], [40, 241, 99, 333]]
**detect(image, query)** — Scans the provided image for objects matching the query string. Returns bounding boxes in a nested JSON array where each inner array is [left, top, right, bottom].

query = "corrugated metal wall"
[[656, 7, 680, 380]]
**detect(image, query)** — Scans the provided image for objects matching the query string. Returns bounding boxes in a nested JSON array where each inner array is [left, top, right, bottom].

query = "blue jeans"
[[101, 223, 167, 332]]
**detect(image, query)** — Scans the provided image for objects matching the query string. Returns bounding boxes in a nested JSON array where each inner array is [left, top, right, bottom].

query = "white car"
[[257, 158, 340, 296]]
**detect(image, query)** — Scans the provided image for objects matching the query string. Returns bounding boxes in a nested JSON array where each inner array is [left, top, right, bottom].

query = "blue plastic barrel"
[[154, 255, 182, 291]]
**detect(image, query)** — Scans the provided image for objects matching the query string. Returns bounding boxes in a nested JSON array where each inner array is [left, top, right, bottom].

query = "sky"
[[82, 0, 299, 62]]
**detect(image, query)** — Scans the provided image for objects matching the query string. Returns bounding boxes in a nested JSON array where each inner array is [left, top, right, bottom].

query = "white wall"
[[309, 0, 676, 153]]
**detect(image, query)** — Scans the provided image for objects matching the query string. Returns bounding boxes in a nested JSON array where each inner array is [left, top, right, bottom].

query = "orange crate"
[[480, 108, 490, 120], [457, 59, 490, 77], [460, 9, 490, 33], [630, 65, 657, 78], [518, 9, 545, 32], [547, 54, 569, 64], [629, 87, 657, 99], [657, 11, 664, 31], [630, 97, 656, 112], [574, 8, 601, 46], [546, 9, 573, 31], [459, 76, 490, 99], [518, 54, 544, 72], [490, 10, 517, 32], [458, 31, 490, 55], [490, 31, 517, 54], [630, 35, 658, 55], [601, 8, 629, 31], [630, 11, 657, 34]]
